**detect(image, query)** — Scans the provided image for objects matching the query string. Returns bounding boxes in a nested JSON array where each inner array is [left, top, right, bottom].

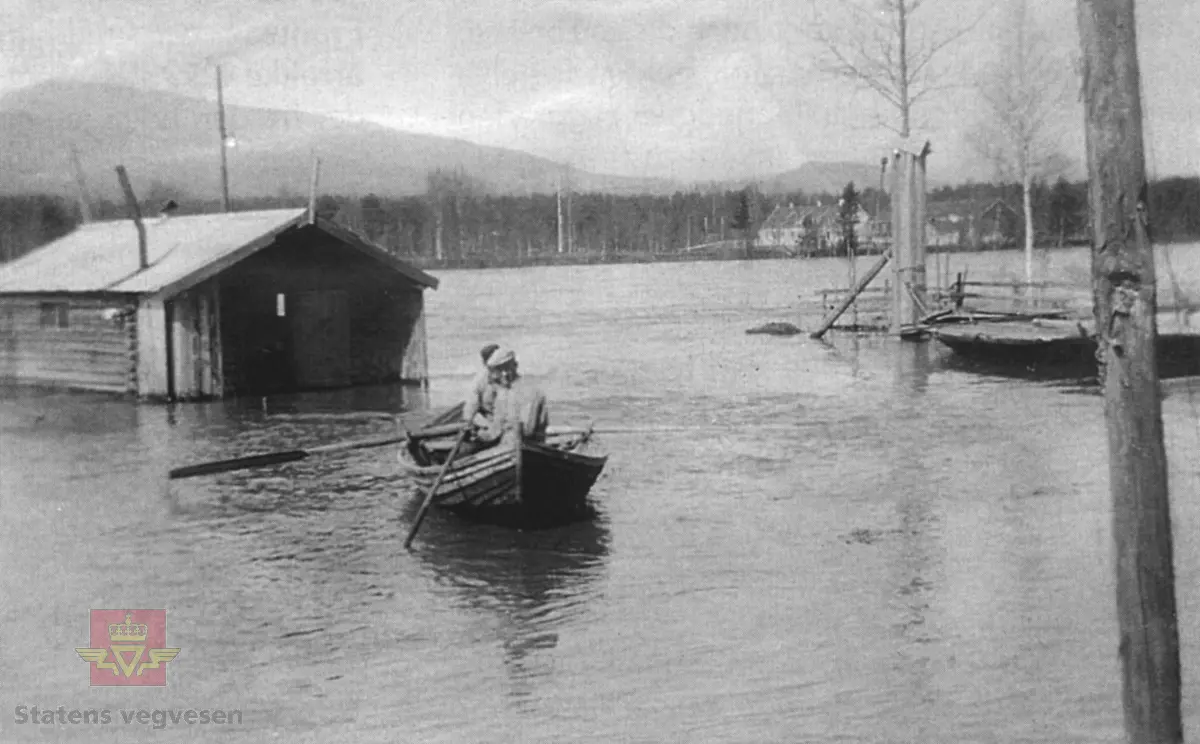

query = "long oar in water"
[[167, 424, 462, 480], [546, 423, 821, 436], [168, 420, 819, 480], [403, 426, 470, 550]]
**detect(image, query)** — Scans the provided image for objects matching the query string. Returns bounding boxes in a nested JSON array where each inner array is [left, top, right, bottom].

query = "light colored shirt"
[[482, 377, 549, 445], [462, 368, 498, 429]]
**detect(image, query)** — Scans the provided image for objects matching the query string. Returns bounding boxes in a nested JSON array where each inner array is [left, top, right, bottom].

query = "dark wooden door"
[[291, 290, 350, 389]]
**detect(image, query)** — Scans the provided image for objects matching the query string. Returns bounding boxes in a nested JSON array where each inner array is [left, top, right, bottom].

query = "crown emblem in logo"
[[108, 613, 149, 642], [76, 609, 179, 686]]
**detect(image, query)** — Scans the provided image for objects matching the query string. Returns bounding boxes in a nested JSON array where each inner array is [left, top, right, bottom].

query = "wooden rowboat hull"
[[934, 323, 1200, 379], [400, 428, 607, 528], [934, 325, 1095, 369]]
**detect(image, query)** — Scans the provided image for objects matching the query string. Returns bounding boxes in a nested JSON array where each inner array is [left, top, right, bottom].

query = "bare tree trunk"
[[898, 0, 910, 139], [1018, 0, 1034, 289], [1077, 1, 1182, 742], [1023, 170, 1034, 287], [434, 206, 444, 262], [556, 184, 564, 254]]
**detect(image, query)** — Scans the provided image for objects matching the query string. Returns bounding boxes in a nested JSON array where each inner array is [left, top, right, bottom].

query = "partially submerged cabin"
[[0, 208, 439, 400]]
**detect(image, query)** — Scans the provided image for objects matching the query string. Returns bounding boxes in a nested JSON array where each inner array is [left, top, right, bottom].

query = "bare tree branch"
[[972, 0, 1069, 283], [808, 0, 988, 139]]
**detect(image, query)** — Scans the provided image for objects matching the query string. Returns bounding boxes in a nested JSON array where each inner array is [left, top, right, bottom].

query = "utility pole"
[[565, 166, 574, 254], [216, 65, 231, 212], [1076, 1, 1182, 742], [556, 175, 564, 254], [307, 155, 321, 225]]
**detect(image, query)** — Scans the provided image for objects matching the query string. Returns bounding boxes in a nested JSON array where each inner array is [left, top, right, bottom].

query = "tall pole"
[[307, 155, 321, 225], [566, 166, 574, 254], [216, 65, 231, 212], [889, 143, 929, 337], [877, 156, 887, 245], [1076, 1, 1182, 742], [69, 145, 92, 223], [556, 175, 564, 254]]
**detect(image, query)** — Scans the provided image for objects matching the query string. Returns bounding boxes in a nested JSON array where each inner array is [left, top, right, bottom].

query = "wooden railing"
[[806, 276, 1197, 332]]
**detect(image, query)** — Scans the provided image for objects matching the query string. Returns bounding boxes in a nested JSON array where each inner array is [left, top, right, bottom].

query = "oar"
[[167, 420, 468, 480], [546, 423, 820, 436], [404, 426, 470, 550], [168, 434, 413, 480]]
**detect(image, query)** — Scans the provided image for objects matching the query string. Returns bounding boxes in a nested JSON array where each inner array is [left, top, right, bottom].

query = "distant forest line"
[[1, 174, 1197, 268]]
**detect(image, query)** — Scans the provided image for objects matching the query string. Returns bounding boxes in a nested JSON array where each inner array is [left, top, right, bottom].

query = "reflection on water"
[[408, 517, 610, 707], [894, 338, 935, 395]]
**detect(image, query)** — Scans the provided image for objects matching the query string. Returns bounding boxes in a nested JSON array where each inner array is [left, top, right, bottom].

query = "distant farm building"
[[757, 203, 872, 254], [0, 208, 438, 400], [926, 199, 1019, 248], [870, 199, 1019, 250]]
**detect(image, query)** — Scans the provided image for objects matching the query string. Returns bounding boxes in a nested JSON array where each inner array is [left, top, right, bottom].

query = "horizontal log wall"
[[0, 295, 137, 394]]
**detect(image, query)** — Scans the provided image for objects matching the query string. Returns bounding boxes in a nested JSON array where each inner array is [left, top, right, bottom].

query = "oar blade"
[[404, 427, 470, 550], [168, 450, 307, 480]]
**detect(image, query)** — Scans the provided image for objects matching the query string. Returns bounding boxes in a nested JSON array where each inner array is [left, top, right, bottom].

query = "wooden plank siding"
[[0, 295, 137, 394], [215, 231, 429, 396], [135, 297, 169, 399], [401, 294, 429, 386], [168, 280, 224, 400]]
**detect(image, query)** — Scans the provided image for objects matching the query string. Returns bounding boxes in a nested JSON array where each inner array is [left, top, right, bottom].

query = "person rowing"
[[470, 346, 549, 451], [462, 342, 500, 431]]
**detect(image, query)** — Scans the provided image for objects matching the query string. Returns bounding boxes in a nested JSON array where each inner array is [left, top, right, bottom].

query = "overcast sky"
[[2, 0, 1196, 184]]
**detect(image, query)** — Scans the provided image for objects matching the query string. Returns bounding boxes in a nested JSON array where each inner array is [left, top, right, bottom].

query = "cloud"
[[3, 0, 1197, 182], [529, 0, 762, 91]]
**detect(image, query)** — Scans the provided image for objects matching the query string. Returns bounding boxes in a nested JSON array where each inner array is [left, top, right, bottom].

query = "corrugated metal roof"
[[0, 209, 438, 296], [0, 209, 306, 294]]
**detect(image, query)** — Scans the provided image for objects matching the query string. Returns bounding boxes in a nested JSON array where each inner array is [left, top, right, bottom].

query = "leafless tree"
[[809, 0, 983, 139], [973, 0, 1069, 284]]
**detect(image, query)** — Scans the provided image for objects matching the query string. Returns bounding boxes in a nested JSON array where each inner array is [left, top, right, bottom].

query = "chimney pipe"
[[70, 145, 92, 224], [115, 165, 148, 270]]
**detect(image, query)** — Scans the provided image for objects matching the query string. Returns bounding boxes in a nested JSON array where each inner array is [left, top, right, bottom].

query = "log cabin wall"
[[0, 294, 137, 394], [215, 229, 428, 396]]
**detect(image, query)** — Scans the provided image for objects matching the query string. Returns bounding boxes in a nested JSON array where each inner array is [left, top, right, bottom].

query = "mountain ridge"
[[1, 80, 887, 201]]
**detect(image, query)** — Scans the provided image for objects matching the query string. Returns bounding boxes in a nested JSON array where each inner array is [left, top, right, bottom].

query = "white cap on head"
[[486, 347, 516, 369]]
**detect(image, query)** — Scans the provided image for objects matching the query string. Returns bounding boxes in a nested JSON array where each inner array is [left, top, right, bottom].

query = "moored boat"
[[400, 413, 607, 529], [933, 319, 1200, 379]]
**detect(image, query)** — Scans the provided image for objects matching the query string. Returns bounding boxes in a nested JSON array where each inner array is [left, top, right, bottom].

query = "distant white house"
[[757, 202, 873, 253]]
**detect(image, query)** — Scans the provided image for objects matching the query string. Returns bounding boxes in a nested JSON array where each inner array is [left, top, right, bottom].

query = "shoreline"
[[407, 238, 1198, 272]]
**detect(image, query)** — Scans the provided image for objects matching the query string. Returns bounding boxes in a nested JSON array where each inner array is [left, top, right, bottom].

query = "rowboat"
[[932, 320, 1096, 371], [399, 407, 608, 529], [933, 319, 1200, 379]]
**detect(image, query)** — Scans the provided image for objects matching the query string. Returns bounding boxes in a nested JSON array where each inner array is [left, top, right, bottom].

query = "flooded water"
[[2, 244, 1199, 742]]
